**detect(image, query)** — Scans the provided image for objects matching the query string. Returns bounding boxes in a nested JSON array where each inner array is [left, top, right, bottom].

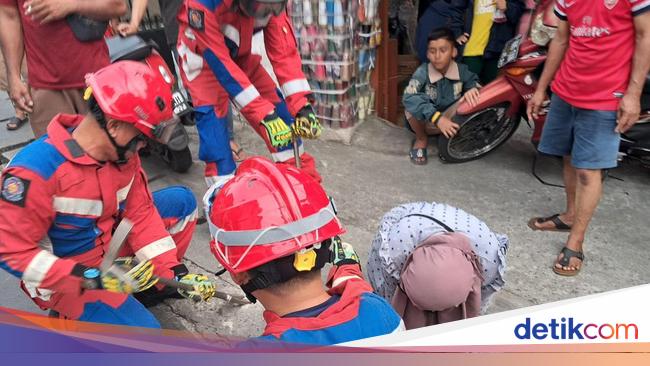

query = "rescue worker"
[[203, 157, 404, 345], [176, 0, 323, 186], [0, 61, 215, 328]]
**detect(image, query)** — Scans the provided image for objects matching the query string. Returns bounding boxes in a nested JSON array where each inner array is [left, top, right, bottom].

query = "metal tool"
[[292, 132, 301, 168], [156, 276, 250, 306]]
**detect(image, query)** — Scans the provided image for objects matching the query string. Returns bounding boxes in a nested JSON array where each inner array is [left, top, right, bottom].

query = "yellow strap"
[[431, 111, 441, 124]]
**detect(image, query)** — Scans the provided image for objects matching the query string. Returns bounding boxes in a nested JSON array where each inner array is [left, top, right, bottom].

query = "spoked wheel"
[[438, 103, 519, 163]]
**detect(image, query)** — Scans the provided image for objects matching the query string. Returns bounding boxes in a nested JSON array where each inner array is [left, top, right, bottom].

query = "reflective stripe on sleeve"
[[281, 79, 311, 97], [233, 85, 261, 110], [22, 250, 58, 289], [53, 197, 103, 216], [135, 237, 176, 261]]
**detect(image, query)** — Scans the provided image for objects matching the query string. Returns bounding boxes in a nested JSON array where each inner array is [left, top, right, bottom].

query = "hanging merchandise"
[[289, 0, 381, 131]]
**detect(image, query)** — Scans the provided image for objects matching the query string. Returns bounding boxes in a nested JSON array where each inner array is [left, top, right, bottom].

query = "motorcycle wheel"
[[438, 103, 520, 163], [168, 146, 193, 173]]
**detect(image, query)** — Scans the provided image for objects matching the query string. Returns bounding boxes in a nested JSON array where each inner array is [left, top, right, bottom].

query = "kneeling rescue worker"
[[204, 157, 404, 345], [0, 61, 215, 328]]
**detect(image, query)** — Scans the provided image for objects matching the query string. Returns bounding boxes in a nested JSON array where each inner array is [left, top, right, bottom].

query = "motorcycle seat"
[[106, 35, 158, 63]]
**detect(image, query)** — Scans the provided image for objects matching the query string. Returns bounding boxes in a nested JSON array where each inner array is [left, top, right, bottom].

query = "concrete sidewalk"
[[1, 94, 649, 337]]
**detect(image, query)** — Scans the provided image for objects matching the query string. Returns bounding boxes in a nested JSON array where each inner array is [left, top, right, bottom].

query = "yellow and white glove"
[[261, 112, 292, 148], [330, 236, 360, 266], [80, 257, 158, 293], [293, 104, 322, 139], [177, 273, 216, 302]]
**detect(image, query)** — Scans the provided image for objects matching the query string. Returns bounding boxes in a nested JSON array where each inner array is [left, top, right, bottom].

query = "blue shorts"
[[538, 95, 620, 169]]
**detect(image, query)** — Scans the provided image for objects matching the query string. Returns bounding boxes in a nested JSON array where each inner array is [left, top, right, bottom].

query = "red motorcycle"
[[438, 0, 650, 166], [438, 0, 557, 163]]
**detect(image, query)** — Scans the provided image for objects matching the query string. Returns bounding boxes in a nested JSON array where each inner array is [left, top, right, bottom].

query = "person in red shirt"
[[527, 0, 650, 276], [0, 0, 126, 137]]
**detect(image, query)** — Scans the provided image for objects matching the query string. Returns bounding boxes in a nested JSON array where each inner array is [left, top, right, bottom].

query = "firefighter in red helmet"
[[0, 61, 214, 328], [204, 157, 404, 345]]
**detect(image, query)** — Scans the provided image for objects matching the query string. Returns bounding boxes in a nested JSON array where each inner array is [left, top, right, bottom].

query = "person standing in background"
[[0, 0, 126, 138], [460, 0, 525, 85], [527, 0, 650, 276], [0, 47, 28, 131]]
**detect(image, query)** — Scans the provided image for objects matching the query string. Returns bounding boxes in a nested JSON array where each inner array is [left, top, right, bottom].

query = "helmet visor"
[[149, 115, 181, 145]]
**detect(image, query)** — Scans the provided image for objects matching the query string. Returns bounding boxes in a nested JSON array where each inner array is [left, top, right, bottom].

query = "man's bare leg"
[[555, 167, 603, 272], [532, 156, 577, 229]]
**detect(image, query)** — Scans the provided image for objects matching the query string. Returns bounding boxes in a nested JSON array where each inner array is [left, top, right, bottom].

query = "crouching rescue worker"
[[0, 61, 215, 328], [177, 0, 323, 187], [203, 157, 404, 345], [367, 202, 509, 329]]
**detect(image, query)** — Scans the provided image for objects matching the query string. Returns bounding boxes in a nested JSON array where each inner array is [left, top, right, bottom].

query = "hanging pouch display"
[[66, 14, 109, 42]]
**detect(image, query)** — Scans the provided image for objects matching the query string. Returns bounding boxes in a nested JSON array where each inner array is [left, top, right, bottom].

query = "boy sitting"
[[403, 27, 481, 165]]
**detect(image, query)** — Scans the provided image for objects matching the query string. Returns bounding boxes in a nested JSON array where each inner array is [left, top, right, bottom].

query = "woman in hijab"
[[366, 202, 508, 329]]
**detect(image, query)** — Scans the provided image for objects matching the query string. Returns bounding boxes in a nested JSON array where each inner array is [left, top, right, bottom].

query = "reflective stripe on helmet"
[[210, 200, 338, 247]]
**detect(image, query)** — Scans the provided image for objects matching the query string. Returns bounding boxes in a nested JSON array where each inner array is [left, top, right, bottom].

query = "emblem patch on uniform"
[[1, 173, 30, 207], [604, 0, 618, 9], [188, 8, 205, 31]]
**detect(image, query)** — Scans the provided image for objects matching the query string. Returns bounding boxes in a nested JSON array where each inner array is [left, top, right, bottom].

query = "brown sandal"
[[553, 247, 584, 276], [527, 214, 572, 232], [6, 116, 28, 131]]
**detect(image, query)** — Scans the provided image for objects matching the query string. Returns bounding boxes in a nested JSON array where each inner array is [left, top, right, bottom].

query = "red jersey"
[[552, 0, 650, 110], [0, 0, 109, 89]]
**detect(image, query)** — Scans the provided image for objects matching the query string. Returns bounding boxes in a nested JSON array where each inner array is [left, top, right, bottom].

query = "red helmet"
[[84, 60, 179, 143], [208, 157, 344, 273]]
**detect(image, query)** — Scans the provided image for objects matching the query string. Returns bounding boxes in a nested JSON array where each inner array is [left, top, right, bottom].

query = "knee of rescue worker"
[[401, 246, 477, 311], [152, 186, 198, 220]]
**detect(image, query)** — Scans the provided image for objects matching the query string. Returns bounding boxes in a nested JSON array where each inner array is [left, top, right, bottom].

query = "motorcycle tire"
[[438, 103, 520, 163], [168, 146, 193, 173]]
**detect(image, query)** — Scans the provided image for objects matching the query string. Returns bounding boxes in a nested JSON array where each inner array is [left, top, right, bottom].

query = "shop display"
[[288, 0, 381, 129]]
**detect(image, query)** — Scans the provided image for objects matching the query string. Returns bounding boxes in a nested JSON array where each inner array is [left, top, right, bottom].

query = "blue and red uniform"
[[255, 264, 404, 345], [0, 114, 198, 327], [176, 0, 318, 183]]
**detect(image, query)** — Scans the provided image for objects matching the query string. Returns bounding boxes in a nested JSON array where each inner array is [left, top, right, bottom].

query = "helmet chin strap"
[[104, 129, 141, 165], [88, 95, 141, 165]]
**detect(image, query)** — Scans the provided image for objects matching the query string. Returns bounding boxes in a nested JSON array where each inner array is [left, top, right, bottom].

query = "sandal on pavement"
[[527, 214, 572, 232], [409, 147, 427, 165], [6, 116, 28, 131], [232, 147, 246, 163], [553, 247, 584, 276]]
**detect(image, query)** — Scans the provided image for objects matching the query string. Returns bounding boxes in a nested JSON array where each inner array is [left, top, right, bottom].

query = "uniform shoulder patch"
[[188, 8, 205, 31], [1, 173, 31, 207]]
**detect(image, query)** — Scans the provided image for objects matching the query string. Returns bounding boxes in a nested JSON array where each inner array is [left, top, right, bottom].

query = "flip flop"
[[409, 147, 427, 165], [553, 246, 584, 276], [232, 147, 246, 163], [6, 116, 28, 131], [527, 214, 572, 232]]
